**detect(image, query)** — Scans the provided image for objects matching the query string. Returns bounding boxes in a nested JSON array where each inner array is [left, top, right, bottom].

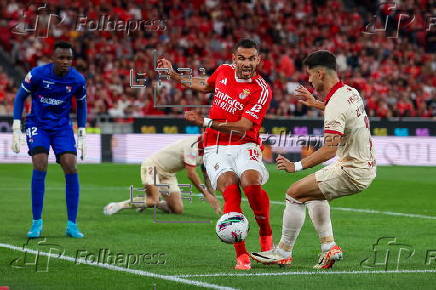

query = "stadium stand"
[[0, 0, 434, 119]]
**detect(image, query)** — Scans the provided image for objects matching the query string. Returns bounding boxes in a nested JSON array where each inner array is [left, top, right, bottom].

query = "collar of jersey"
[[324, 81, 344, 105]]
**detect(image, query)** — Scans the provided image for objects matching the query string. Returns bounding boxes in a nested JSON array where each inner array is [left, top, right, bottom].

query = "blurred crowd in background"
[[0, 0, 434, 120]]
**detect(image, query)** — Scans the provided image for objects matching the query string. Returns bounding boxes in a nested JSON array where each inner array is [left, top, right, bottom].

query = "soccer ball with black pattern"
[[215, 212, 249, 244]]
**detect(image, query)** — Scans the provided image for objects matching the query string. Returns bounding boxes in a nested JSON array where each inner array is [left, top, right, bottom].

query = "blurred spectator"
[[0, 0, 433, 120]]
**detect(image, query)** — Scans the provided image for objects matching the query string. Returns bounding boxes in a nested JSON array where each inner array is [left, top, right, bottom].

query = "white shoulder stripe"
[[255, 78, 269, 105], [258, 78, 269, 105], [21, 84, 31, 93]]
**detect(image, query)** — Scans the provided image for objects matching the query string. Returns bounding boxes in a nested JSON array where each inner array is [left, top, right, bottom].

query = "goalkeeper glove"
[[11, 119, 22, 153], [77, 128, 86, 160]]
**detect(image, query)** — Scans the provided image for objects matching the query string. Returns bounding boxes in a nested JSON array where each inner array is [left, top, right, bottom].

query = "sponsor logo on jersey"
[[43, 80, 55, 89], [213, 88, 244, 114], [38, 95, 64, 105], [324, 120, 342, 130], [66, 86, 72, 93], [239, 88, 250, 100], [220, 78, 227, 85]]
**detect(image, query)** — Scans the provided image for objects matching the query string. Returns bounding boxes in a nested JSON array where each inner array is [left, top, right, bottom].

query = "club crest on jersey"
[[239, 89, 250, 100], [66, 86, 72, 93]]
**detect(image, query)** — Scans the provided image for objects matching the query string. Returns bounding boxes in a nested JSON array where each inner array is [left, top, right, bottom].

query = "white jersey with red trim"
[[204, 64, 272, 147], [149, 136, 202, 173], [323, 82, 376, 169]]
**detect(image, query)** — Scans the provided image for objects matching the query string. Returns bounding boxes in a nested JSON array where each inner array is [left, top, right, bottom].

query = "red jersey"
[[204, 64, 272, 147]]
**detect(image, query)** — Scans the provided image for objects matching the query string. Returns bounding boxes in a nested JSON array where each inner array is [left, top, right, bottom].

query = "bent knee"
[[171, 206, 184, 214], [286, 182, 304, 201]]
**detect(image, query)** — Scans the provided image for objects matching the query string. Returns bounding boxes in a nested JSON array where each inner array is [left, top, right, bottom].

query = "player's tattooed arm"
[[201, 165, 214, 195], [295, 86, 325, 111], [157, 58, 213, 93], [276, 133, 341, 173]]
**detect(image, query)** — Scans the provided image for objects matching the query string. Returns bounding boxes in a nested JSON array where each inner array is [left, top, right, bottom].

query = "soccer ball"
[[215, 212, 249, 244]]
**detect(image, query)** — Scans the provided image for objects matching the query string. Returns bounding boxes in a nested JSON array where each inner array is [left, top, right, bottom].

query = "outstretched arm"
[[157, 58, 213, 93], [276, 133, 341, 173]]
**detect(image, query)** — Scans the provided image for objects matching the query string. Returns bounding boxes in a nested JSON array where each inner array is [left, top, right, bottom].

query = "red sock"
[[243, 185, 272, 236], [222, 184, 242, 213], [233, 241, 248, 258]]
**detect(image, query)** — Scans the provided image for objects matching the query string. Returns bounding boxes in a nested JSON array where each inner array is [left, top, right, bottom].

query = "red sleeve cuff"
[[324, 130, 344, 136]]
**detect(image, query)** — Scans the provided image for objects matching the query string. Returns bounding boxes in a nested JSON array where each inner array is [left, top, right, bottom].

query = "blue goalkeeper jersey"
[[21, 63, 86, 130]]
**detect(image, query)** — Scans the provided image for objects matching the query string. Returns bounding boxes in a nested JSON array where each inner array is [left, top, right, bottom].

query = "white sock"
[[321, 241, 336, 252], [276, 247, 291, 258], [306, 200, 334, 251], [279, 196, 306, 255]]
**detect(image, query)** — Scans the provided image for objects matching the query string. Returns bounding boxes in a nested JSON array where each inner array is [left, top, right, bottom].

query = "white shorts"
[[203, 143, 269, 190], [140, 159, 181, 194], [315, 162, 376, 201]]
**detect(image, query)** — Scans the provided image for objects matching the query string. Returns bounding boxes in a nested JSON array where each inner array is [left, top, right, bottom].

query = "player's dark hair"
[[54, 41, 72, 50], [303, 50, 337, 71], [233, 38, 259, 53]]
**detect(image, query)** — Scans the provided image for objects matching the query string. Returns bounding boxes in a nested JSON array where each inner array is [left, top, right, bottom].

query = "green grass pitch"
[[1, 163, 436, 289]]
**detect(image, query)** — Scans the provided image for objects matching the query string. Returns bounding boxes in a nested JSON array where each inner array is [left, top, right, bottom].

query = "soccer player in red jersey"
[[158, 39, 273, 270]]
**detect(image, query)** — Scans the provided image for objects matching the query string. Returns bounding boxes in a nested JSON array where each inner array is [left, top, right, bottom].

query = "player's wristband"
[[294, 161, 303, 172], [203, 118, 213, 128]]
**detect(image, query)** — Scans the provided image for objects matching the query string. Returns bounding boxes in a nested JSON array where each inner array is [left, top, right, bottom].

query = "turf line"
[[2, 187, 436, 220], [0, 243, 237, 290], [175, 269, 436, 278], [265, 199, 436, 220]]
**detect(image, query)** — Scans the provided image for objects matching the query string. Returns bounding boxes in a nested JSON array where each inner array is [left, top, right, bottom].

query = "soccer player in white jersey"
[[104, 135, 221, 216], [158, 38, 273, 270], [251, 50, 376, 269]]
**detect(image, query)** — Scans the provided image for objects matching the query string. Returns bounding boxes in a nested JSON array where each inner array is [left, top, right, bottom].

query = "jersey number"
[[248, 149, 260, 161], [26, 127, 38, 138], [250, 104, 262, 113]]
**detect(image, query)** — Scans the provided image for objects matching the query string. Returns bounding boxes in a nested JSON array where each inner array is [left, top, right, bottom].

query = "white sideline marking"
[[0, 243, 236, 290], [2, 188, 436, 220], [331, 207, 436, 220], [175, 269, 436, 278]]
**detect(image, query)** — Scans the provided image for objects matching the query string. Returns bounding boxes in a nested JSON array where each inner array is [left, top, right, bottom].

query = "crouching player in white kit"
[[251, 50, 376, 269], [104, 135, 221, 215]]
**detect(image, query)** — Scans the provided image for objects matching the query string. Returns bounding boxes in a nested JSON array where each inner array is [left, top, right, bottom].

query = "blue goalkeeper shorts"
[[25, 122, 77, 163]]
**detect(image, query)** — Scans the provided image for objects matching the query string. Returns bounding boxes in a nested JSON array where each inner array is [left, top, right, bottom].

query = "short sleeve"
[[324, 102, 346, 135], [21, 68, 39, 93], [241, 79, 272, 125], [183, 142, 198, 167], [206, 65, 226, 87]]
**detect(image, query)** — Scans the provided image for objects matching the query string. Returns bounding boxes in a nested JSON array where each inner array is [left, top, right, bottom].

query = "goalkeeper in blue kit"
[[11, 41, 87, 238]]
